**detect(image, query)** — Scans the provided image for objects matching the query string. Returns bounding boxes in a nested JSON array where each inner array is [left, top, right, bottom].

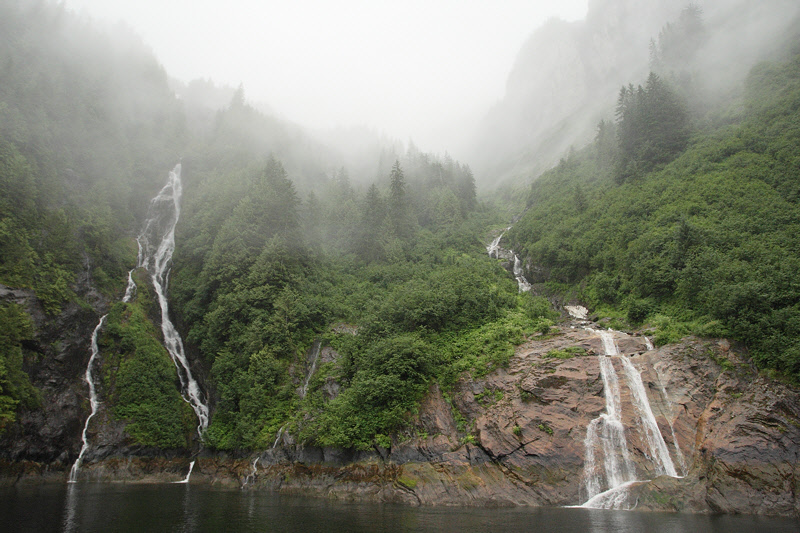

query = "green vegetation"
[[0, 302, 40, 433], [544, 346, 588, 360], [171, 146, 555, 449], [3, 1, 800, 457], [100, 273, 194, 448], [510, 48, 800, 381]]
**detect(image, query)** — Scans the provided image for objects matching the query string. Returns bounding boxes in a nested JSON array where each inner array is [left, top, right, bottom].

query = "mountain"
[[1, 0, 800, 518], [470, 0, 800, 188]]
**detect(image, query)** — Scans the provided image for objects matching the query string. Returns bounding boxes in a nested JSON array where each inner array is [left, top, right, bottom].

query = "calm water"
[[2, 483, 798, 533]]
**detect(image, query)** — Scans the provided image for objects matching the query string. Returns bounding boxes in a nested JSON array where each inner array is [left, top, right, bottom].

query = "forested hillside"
[[0, 0, 555, 452], [2, 0, 800, 474], [169, 147, 558, 450], [508, 37, 800, 380]]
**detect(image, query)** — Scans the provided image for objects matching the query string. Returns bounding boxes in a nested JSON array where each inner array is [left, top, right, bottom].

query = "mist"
[[51, 0, 800, 187], [470, 0, 800, 188], [64, 0, 589, 155]]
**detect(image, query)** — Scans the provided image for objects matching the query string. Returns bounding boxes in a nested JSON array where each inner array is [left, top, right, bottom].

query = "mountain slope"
[[508, 36, 800, 381], [471, 0, 800, 188]]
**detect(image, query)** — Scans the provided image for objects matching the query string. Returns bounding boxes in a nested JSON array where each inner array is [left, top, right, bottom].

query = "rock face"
[[0, 281, 108, 468], [233, 323, 799, 516]]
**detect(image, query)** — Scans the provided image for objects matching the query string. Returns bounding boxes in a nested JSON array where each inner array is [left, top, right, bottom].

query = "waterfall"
[[137, 164, 209, 437], [486, 228, 510, 258], [512, 254, 532, 292], [300, 341, 322, 399], [69, 164, 206, 484], [242, 456, 259, 488], [68, 315, 107, 483], [653, 364, 687, 476], [173, 461, 195, 484], [581, 330, 636, 503], [619, 357, 677, 477], [273, 425, 286, 449], [486, 231, 531, 292], [579, 329, 680, 509]]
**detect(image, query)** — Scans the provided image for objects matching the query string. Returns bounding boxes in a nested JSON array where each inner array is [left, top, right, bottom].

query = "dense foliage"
[[171, 144, 555, 450], [510, 48, 800, 380], [0, 302, 39, 434], [0, 1, 186, 311], [99, 271, 194, 448]]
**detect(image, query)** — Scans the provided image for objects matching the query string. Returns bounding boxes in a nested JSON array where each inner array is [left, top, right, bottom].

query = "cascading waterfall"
[[619, 357, 677, 478], [137, 164, 209, 436], [512, 254, 532, 292], [486, 228, 510, 259], [581, 330, 636, 503], [653, 364, 687, 475], [486, 230, 531, 293], [300, 341, 322, 399], [579, 328, 681, 509], [69, 164, 208, 484], [68, 316, 106, 483], [242, 456, 260, 488]]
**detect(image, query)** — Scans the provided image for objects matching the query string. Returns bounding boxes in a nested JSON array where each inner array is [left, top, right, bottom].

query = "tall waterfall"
[[68, 164, 207, 482], [68, 316, 106, 483], [580, 329, 679, 509], [136, 164, 209, 436]]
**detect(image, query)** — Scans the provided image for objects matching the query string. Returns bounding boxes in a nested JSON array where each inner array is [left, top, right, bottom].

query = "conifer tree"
[[388, 160, 414, 239]]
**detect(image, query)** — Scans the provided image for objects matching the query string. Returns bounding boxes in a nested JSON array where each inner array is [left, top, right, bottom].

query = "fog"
[[469, 0, 800, 187], [65, 0, 588, 154]]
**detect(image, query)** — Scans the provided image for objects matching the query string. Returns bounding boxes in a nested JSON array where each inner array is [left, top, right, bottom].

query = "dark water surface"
[[2, 483, 798, 533]]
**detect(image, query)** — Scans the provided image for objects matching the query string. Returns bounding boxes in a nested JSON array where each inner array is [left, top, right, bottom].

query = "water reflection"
[[2, 484, 798, 533], [61, 483, 79, 533]]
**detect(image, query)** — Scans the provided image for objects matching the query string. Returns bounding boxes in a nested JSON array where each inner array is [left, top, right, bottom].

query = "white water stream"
[[619, 356, 677, 478], [273, 425, 286, 449], [242, 456, 260, 488], [137, 164, 209, 436], [173, 460, 195, 484], [300, 341, 322, 399], [69, 164, 208, 483], [68, 316, 106, 483], [486, 228, 510, 259], [486, 230, 531, 293], [580, 329, 680, 509]]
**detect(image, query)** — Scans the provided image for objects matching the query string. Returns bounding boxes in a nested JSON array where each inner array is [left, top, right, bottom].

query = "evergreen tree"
[[356, 183, 386, 262], [614, 74, 689, 181], [388, 160, 414, 239], [456, 165, 477, 214]]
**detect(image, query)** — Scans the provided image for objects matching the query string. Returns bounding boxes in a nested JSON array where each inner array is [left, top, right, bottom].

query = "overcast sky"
[[65, 0, 588, 153]]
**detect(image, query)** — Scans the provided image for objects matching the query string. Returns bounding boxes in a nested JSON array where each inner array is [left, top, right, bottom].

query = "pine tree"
[[388, 160, 414, 239], [356, 183, 385, 262]]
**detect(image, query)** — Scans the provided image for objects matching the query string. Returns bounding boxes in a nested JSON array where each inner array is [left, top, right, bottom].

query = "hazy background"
[[65, 0, 588, 154]]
